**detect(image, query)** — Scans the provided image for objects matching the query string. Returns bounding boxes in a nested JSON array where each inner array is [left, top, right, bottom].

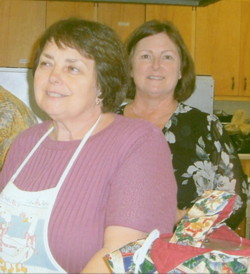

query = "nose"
[[151, 57, 161, 70], [49, 67, 62, 84]]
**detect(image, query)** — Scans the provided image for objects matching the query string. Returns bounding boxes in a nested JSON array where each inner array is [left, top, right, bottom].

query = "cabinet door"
[[195, 0, 241, 96], [0, 0, 46, 68], [241, 159, 250, 178], [46, 1, 96, 27], [146, 5, 195, 56], [97, 3, 145, 42], [239, 1, 250, 96]]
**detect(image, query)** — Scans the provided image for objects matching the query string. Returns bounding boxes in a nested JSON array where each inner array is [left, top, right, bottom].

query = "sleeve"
[[105, 126, 177, 234], [208, 115, 248, 229]]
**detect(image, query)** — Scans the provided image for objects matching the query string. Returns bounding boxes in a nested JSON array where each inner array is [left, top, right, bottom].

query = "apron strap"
[[56, 115, 101, 189], [10, 115, 101, 187]]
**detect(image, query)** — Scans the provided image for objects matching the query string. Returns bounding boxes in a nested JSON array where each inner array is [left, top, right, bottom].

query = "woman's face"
[[34, 41, 100, 122], [130, 32, 181, 99]]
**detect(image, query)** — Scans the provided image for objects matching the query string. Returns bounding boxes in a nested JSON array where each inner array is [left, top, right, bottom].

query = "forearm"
[[81, 226, 148, 273], [81, 248, 111, 274]]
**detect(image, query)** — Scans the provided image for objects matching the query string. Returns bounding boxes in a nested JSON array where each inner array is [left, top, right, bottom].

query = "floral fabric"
[[170, 190, 236, 247], [116, 103, 248, 228], [174, 251, 250, 273], [105, 239, 156, 274]]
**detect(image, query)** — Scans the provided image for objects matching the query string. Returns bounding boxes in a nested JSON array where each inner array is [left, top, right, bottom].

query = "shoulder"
[[111, 115, 172, 161], [114, 114, 164, 139], [176, 103, 220, 125], [11, 121, 51, 146], [1, 121, 51, 175], [177, 103, 208, 117]]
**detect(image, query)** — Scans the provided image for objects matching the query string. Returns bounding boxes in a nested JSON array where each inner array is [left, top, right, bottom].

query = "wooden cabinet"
[[46, 1, 96, 27], [0, 0, 46, 68], [0, 0, 145, 68], [97, 3, 145, 42], [145, 4, 195, 56], [239, 1, 250, 97], [195, 0, 250, 99]]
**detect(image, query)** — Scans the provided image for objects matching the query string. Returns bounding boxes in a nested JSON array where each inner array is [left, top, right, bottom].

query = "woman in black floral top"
[[117, 20, 248, 229]]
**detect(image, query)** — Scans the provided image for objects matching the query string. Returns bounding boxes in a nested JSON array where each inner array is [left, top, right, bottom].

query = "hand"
[[176, 208, 189, 224]]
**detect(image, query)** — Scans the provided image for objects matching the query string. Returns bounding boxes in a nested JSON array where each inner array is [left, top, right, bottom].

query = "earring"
[[96, 97, 102, 105]]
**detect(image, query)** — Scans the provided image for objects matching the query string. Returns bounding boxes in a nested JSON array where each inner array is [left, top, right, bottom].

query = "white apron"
[[0, 116, 101, 273]]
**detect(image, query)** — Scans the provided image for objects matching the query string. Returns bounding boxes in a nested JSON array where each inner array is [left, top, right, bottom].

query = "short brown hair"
[[125, 20, 195, 101], [33, 17, 129, 112]]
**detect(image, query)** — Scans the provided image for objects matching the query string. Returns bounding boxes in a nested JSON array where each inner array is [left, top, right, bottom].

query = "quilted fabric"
[[105, 190, 250, 273], [0, 86, 37, 170]]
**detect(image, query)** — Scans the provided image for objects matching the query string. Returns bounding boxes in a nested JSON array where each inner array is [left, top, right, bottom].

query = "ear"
[[96, 85, 102, 96], [95, 88, 103, 105], [130, 62, 135, 78], [130, 69, 134, 78]]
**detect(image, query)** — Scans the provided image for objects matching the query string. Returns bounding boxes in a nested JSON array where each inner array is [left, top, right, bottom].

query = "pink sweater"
[[0, 114, 177, 273]]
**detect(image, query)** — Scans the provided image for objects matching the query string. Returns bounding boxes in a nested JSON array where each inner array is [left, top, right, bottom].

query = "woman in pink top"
[[0, 18, 177, 273]]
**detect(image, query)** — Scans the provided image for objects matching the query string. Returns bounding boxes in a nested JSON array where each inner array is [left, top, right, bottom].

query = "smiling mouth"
[[147, 76, 165, 80], [47, 91, 66, 98]]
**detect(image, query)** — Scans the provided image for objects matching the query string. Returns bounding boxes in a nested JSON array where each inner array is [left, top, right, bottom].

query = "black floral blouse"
[[117, 102, 248, 229]]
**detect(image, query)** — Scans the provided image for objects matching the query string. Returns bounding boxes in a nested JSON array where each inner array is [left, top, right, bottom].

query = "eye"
[[67, 66, 79, 73], [162, 54, 173, 60], [140, 54, 151, 60], [39, 60, 51, 68]]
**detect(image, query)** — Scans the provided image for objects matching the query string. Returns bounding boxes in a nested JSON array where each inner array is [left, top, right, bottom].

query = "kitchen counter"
[[239, 154, 250, 160]]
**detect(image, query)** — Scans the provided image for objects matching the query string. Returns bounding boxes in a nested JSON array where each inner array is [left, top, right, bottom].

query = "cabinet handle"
[[117, 21, 130, 27], [231, 77, 235, 90], [244, 77, 247, 90]]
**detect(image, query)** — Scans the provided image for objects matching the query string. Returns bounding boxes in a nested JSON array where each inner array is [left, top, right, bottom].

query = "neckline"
[[40, 115, 120, 148], [123, 101, 179, 130]]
